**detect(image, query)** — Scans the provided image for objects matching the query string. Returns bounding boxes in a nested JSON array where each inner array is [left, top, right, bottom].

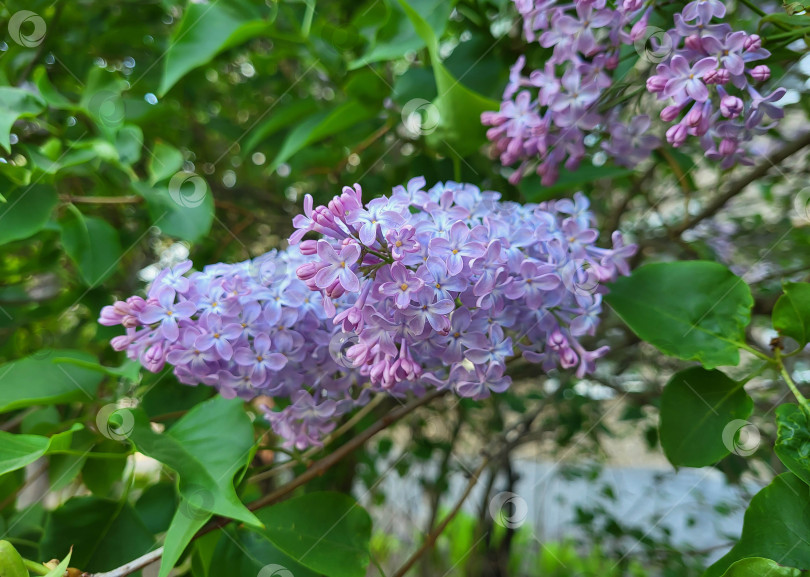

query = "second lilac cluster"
[[292, 177, 635, 398], [482, 0, 658, 185], [647, 3, 785, 167]]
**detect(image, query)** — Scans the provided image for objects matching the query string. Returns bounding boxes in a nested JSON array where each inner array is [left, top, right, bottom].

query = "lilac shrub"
[[100, 179, 635, 449], [483, 0, 786, 184]]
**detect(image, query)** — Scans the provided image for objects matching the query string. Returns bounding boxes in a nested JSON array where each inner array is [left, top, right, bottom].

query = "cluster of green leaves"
[[608, 262, 810, 576]]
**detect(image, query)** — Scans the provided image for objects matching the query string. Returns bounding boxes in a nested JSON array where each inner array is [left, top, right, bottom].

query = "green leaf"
[[606, 261, 753, 368], [115, 124, 144, 165], [134, 482, 178, 535], [60, 211, 123, 287], [0, 350, 103, 414], [32, 67, 73, 109], [0, 424, 83, 478], [241, 99, 319, 157], [148, 141, 185, 185], [160, 0, 271, 95], [268, 100, 378, 171], [351, 0, 452, 68], [160, 509, 211, 577], [81, 439, 129, 495], [721, 557, 810, 577], [127, 396, 260, 576], [0, 540, 28, 577], [0, 87, 45, 153], [776, 404, 810, 487], [705, 473, 810, 577], [40, 496, 155, 572], [43, 548, 72, 577], [659, 367, 753, 467], [259, 492, 372, 577], [0, 185, 58, 246], [132, 179, 214, 243], [397, 0, 500, 157], [773, 282, 810, 347], [209, 526, 319, 577]]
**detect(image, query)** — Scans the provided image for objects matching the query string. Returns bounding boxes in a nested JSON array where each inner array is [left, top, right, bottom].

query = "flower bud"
[[646, 75, 667, 93], [720, 95, 744, 118], [660, 104, 683, 122], [750, 65, 770, 82], [719, 138, 738, 156], [684, 35, 702, 51], [666, 123, 688, 147], [744, 34, 762, 52], [704, 68, 729, 85], [299, 239, 318, 255]]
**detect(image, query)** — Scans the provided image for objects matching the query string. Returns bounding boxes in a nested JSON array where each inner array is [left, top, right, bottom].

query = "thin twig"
[[673, 131, 810, 235]]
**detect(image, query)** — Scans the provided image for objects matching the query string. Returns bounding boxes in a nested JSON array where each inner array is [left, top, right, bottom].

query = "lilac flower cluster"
[[100, 179, 635, 449], [482, 0, 658, 185], [292, 177, 635, 397], [484, 0, 786, 183], [99, 251, 352, 449], [647, 2, 785, 167]]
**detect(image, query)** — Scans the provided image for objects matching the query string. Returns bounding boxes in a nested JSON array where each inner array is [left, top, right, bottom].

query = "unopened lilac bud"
[[660, 104, 683, 122], [666, 123, 688, 147], [685, 103, 705, 127], [296, 262, 318, 281], [111, 335, 132, 352], [630, 19, 648, 42], [720, 95, 744, 118], [750, 65, 770, 82], [684, 35, 702, 51], [623, 0, 643, 10], [719, 138, 738, 156], [143, 343, 166, 372], [560, 347, 579, 368], [299, 240, 318, 255], [646, 75, 667, 93], [704, 68, 729, 85], [328, 197, 345, 218], [606, 54, 619, 70], [744, 34, 762, 52]]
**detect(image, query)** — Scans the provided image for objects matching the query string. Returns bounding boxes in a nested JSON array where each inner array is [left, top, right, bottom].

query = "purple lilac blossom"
[[482, 0, 657, 184], [100, 179, 635, 449], [484, 0, 786, 182]]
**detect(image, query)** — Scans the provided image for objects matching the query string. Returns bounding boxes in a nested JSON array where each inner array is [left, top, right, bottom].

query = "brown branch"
[[673, 131, 810, 235]]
